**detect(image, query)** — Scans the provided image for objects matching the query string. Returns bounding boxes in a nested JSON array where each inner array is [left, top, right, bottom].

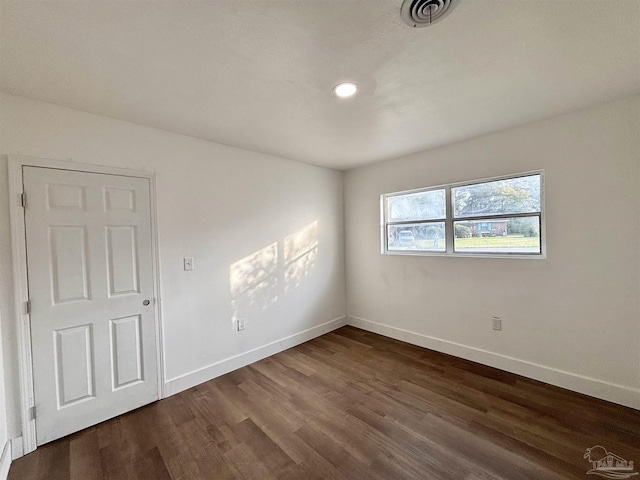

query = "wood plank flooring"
[[9, 326, 640, 480]]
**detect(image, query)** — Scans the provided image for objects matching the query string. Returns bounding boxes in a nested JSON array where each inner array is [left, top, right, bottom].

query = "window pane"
[[454, 216, 540, 254], [387, 189, 445, 222], [388, 222, 446, 252], [453, 174, 540, 218]]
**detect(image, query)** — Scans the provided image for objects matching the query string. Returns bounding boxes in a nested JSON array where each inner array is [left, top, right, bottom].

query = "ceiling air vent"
[[400, 0, 460, 28]]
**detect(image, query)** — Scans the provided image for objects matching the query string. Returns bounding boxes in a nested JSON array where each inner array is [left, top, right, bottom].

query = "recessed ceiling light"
[[334, 82, 358, 98]]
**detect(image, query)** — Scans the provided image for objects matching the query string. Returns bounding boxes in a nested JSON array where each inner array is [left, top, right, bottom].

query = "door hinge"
[[29, 405, 36, 420], [20, 192, 26, 208], [25, 300, 31, 315]]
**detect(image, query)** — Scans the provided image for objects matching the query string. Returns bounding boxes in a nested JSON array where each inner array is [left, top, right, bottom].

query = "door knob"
[[142, 299, 151, 306]]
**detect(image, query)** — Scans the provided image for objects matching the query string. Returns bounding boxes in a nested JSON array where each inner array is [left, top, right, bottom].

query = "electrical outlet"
[[492, 316, 502, 331], [183, 257, 194, 271], [237, 318, 246, 331]]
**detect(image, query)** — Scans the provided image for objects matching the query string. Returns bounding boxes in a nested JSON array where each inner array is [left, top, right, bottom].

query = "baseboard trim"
[[0, 442, 10, 480], [164, 316, 347, 397], [10, 437, 23, 460], [347, 316, 640, 410]]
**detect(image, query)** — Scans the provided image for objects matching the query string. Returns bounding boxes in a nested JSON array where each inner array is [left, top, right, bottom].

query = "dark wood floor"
[[9, 326, 640, 480]]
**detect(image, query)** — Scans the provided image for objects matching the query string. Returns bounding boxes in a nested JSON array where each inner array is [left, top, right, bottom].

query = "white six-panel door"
[[23, 166, 158, 445]]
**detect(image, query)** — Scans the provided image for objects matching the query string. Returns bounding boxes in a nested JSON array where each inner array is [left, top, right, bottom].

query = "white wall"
[[0, 311, 9, 479], [0, 93, 346, 441], [344, 95, 640, 408]]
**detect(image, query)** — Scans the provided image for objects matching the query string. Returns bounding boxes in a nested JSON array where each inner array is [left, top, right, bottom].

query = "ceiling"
[[1, 1, 639, 170]]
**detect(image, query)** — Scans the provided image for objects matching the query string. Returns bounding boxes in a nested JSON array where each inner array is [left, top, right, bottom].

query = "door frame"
[[8, 155, 165, 455]]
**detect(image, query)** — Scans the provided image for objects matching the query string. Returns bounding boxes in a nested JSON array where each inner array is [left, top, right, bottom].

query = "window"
[[385, 188, 446, 252], [381, 172, 544, 257]]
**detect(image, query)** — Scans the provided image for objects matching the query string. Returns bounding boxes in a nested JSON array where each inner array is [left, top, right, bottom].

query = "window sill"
[[382, 250, 546, 260]]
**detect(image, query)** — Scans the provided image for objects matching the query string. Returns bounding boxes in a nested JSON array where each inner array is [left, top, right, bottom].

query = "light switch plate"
[[183, 257, 194, 271]]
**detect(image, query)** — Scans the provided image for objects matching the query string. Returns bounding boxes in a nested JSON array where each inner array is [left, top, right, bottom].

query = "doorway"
[[9, 157, 163, 451]]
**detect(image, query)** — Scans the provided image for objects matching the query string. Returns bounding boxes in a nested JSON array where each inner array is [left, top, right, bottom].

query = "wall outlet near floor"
[[237, 318, 246, 331], [492, 316, 502, 331]]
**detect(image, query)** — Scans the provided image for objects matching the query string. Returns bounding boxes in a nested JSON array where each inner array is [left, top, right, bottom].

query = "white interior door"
[[23, 166, 158, 445]]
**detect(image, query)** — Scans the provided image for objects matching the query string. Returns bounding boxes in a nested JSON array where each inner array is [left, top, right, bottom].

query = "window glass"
[[453, 175, 540, 218], [454, 216, 541, 254], [382, 173, 544, 257], [387, 222, 446, 252], [387, 189, 445, 222]]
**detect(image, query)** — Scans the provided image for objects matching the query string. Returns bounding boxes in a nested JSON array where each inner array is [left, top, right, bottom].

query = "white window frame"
[[380, 170, 546, 259]]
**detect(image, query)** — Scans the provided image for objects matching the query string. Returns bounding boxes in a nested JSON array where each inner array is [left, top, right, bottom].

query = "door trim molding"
[[0, 441, 11, 480], [8, 155, 166, 455]]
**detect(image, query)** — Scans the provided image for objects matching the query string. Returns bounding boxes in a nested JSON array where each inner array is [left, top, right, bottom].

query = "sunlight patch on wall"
[[284, 221, 318, 293], [229, 221, 319, 327], [230, 242, 279, 326]]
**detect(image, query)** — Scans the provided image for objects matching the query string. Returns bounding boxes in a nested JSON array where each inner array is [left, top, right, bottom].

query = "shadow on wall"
[[229, 221, 318, 327]]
